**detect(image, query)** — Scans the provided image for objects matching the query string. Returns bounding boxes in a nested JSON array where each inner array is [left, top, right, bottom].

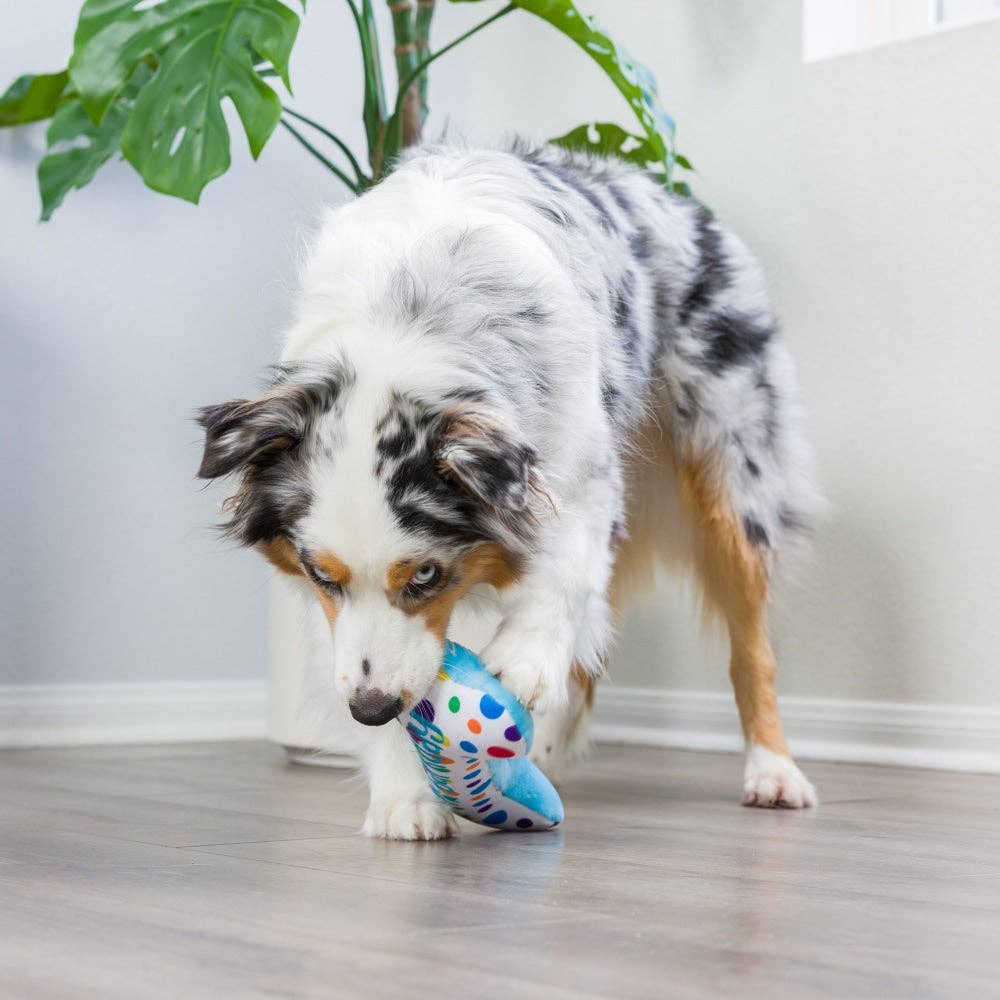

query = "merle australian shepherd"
[[197, 141, 821, 839]]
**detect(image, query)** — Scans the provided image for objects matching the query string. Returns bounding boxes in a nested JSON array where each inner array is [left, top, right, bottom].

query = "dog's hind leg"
[[529, 663, 597, 785], [678, 454, 816, 808]]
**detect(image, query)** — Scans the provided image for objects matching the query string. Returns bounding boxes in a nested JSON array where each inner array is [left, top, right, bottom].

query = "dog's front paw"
[[491, 660, 551, 712], [483, 639, 567, 716], [742, 745, 817, 809], [362, 798, 459, 841]]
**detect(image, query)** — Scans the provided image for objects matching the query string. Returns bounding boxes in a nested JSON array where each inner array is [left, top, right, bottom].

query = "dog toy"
[[401, 642, 563, 831]]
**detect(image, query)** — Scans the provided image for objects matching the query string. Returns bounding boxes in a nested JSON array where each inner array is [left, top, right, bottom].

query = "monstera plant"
[[0, 0, 692, 220]]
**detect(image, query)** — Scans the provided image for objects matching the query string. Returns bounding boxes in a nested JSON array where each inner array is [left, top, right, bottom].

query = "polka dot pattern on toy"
[[400, 642, 563, 832]]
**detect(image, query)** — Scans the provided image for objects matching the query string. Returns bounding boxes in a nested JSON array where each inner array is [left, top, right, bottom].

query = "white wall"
[[622, 1, 1000, 708], [4, 2, 998, 720], [453, 1, 1000, 708], [0, 2, 469, 687]]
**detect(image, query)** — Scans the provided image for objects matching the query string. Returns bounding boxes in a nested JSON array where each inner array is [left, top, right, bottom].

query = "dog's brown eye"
[[411, 562, 441, 588]]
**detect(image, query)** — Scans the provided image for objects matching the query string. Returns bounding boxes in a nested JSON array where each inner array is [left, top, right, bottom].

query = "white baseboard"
[[4, 680, 999, 774], [0, 680, 268, 748], [592, 686, 1000, 773]]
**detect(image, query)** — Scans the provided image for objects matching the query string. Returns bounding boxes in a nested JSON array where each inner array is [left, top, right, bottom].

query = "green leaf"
[[550, 122, 664, 171], [69, 0, 301, 204], [358, 0, 388, 172], [36, 65, 149, 220], [37, 99, 124, 221], [0, 71, 70, 126], [73, 0, 147, 49], [551, 122, 695, 195], [451, 0, 676, 178]]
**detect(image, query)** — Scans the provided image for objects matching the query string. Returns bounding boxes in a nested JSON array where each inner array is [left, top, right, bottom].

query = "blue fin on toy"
[[400, 641, 563, 831]]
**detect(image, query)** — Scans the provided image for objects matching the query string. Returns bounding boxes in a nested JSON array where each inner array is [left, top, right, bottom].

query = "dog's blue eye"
[[411, 563, 440, 587]]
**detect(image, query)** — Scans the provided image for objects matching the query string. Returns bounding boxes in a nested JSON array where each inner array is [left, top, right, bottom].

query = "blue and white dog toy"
[[401, 642, 564, 831]]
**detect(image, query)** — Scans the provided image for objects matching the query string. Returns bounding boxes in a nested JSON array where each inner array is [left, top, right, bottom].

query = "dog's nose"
[[349, 688, 404, 726]]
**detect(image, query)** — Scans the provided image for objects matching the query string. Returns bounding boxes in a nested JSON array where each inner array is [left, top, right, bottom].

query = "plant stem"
[[280, 118, 360, 194], [393, 3, 515, 121], [352, 0, 388, 174], [414, 0, 435, 124], [282, 107, 368, 186], [360, 0, 388, 123], [377, 2, 515, 182], [387, 0, 419, 82], [387, 0, 421, 147]]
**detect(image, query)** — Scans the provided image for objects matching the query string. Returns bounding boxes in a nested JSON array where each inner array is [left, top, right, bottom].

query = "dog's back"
[[290, 140, 819, 563]]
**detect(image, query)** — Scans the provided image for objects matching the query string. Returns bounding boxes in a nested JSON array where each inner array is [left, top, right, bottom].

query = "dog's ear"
[[196, 397, 301, 479], [435, 403, 539, 512], [196, 362, 347, 480]]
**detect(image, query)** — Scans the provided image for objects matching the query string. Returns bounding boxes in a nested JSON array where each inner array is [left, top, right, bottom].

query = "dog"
[[197, 140, 821, 839]]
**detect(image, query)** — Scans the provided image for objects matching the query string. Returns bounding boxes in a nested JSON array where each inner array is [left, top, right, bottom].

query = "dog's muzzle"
[[349, 688, 404, 726]]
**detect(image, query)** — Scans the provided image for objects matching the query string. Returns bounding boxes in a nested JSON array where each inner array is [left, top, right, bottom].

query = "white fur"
[[356, 722, 458, 840], [744, 744, 818, 808]]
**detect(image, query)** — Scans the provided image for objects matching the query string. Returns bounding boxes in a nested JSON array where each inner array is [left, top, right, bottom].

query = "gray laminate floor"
[[1, 741, 998, 999]]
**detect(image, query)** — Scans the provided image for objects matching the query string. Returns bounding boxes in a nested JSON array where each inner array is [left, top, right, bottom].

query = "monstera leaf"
[[0, 71, 70, 126], [552, 122, 693, 194], [73, 0, 146, 48], [2, 0, 694, 217], [452, 0, 678, 181], [551, 122, 662, 170], [68, 0, 302, 203], [37, 65, 151, 221]]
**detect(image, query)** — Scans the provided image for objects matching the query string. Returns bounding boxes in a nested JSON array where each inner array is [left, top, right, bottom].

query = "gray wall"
[[0, 2, 466, 684], [4, 2, 999, 709], [615, 2, 1000, 706]]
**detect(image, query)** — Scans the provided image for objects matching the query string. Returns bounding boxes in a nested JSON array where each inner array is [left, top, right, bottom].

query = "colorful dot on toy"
[[398, 642, 564, 832], [479, 694, 504, 719]]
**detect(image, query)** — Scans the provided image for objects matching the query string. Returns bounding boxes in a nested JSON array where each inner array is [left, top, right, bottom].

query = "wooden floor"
[[2, 743, 999, 1000]]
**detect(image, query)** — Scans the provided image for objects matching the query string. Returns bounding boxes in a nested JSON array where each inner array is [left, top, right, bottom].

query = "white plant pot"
[[267, 574, 355, 764], [267, 574, 500, 765]]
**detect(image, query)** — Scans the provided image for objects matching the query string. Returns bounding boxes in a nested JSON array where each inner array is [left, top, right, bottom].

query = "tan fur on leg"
[[606, 413, 814, 806], [678, 455, 789, 757]]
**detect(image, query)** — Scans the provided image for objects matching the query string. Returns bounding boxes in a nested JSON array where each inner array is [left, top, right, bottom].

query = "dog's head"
[[197, 360, 539, 725]]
